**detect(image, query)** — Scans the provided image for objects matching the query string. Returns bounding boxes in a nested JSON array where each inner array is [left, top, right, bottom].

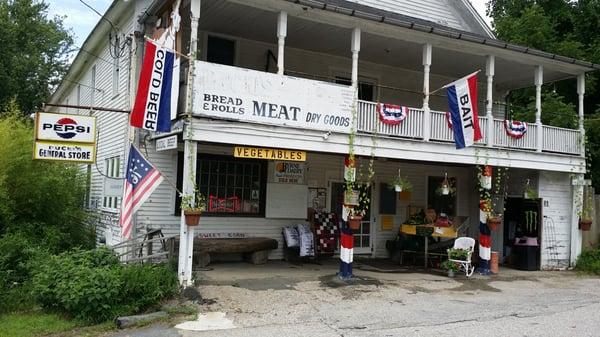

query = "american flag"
[[119, 145, 163, 238]]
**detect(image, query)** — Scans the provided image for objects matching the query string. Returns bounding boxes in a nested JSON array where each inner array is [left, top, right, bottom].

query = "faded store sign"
[[192, 61, 355, 133]]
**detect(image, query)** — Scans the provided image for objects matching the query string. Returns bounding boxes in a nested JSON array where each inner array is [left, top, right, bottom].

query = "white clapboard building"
[[49, 0, 596, 272]]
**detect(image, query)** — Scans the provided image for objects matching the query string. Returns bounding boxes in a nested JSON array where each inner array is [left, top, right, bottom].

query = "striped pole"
[[339, 209, 354, 279], [340, 156, 355, 280], [478, 165, 492, 275]]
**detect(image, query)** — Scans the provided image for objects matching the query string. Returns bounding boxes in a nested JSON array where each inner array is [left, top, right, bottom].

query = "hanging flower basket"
[[579, 219, 592, 231], [348, 215, 363, 230], [487, 216, 502, 231], [184, 210, 202, 226]]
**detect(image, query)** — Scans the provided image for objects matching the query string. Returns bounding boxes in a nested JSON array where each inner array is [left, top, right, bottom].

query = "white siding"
[[54, 12, 135, 243], [345, 0, 486, 35], [539, 171, 573, 269]]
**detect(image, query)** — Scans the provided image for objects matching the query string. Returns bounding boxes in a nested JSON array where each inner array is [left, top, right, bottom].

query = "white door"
[[330, 182, 372, 255]]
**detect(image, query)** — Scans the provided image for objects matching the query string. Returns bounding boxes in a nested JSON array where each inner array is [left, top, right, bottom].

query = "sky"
[[47, 0, 493, 48]]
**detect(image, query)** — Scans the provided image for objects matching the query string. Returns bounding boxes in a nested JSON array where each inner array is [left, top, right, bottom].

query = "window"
[[176, 154, 267, 216], [427, 176, 457, 217], [206, 36, 236, 66], [335, 76, 376, 101], [112, 57, 119, 97], [103, 156, 121, 209]]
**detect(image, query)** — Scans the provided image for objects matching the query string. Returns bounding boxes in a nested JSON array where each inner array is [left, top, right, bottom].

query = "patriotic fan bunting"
[[377, 103, 409, 125], [445, 112, 453, 129], [504, 120, 528, 139]]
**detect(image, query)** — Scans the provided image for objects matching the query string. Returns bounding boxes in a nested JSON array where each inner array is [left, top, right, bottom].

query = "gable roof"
[[343, 0, 494, 38]]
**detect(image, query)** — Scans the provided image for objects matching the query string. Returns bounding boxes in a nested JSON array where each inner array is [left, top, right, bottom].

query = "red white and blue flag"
[[445, 72, 483, 149], [377, 103, 409, 125], [130, 40, 178, 132], [119, 145, 164, 238], [504, 120, 528, 139]]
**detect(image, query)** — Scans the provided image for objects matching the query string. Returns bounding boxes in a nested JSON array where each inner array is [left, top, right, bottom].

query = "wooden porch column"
[[535, 65, 543, 152], [422, 43, 432, 142], [577, 73, 586, 157], [178, 0, 201, 287], [351, 28, 361, 91], [277, 11, 287, 75], [485, 55, 495, 147]]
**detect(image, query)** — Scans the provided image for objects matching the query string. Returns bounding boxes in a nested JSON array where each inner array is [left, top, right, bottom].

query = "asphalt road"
[[111, 264, 600, 337]]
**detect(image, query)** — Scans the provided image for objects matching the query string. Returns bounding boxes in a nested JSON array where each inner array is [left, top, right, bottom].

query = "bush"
[[575, 248, 600, 275], [0, 232, 48, 313], [32, 248, 179, 323]]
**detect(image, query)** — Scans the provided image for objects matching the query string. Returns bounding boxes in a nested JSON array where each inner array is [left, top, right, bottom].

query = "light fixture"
[[322, 131, 331, 140]]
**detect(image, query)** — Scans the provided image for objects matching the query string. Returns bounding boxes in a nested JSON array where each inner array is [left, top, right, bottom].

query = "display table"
[[400, 224, 459, 267]]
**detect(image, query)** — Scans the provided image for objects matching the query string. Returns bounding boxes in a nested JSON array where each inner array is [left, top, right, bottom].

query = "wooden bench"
[[191, 237, 278, 268]]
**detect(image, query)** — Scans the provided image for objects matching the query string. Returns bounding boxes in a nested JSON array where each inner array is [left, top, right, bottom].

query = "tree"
[[487, 0, 600, 188], [0, 0, 73, 115]]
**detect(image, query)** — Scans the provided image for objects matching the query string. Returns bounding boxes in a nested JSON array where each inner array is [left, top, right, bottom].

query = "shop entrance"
[[330, 182, 372, 254], [503, 197, 542, 270]]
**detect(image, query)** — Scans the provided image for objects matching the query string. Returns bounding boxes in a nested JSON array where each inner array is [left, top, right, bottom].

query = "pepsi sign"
[[35, 112, 96, 143]]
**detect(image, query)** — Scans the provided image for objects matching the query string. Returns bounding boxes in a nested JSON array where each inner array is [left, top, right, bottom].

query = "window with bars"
[[176, 154, 267, 216], [103, 156, 121, 209]]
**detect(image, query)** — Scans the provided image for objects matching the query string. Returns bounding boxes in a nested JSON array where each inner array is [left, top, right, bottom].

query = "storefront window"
[[176, 153, 266, 216]]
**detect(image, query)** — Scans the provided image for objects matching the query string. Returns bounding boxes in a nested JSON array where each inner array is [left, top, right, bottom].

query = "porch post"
[[485, 55, 495, 147], [276, 11, 287, 75], [351, 28, 361, 90], [178, 0, 201, 287], [535, 65, 543, 152], [422, 43, 432, 142], [577, 74, 585, 157]]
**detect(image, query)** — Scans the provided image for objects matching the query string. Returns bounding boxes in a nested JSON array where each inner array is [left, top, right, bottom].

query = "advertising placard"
[[193, 61, 355, 133], [156, 134, 178, 151], [33, 141, 96, 163], [274, 161, 305, 184], [233, 147, 306, 162], [35, 112, 97, 143]]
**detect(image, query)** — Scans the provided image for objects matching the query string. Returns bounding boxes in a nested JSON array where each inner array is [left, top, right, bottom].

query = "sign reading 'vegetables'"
[[193, 61, 355, 133]]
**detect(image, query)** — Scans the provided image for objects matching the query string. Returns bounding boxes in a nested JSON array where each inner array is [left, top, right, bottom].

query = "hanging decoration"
[[377, 103, 409, 125], [504, 120, 528, 139], [445, 112, 453, 129], [343, 156, 356, 183]]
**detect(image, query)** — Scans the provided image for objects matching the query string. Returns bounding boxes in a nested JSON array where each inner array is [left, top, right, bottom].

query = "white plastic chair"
[[448, 237, 475, 277]]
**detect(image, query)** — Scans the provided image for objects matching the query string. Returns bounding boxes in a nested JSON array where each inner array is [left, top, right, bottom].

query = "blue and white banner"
[[445, 72, 483, 149]]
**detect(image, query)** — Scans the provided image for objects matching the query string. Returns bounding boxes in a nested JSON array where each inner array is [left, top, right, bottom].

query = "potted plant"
[[181, 189, 206, 226], [523, 179, 538, 199], [441, 260, 459, 277], [436, 176, 456, 196], [391, 175, 413, 193], [347, 188, 370, 230], [448, 248, 469, 260], [486, 211, 503, 231]]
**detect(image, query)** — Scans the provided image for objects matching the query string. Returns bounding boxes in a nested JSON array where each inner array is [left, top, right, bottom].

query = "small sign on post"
[[156, 135, 178, 151]]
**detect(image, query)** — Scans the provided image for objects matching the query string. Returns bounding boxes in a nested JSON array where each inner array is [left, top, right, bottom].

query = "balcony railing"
[[356, 100, 582, 156]]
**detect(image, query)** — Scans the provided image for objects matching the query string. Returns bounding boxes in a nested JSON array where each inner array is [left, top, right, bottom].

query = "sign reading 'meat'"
[[192, 61, 355, 133]]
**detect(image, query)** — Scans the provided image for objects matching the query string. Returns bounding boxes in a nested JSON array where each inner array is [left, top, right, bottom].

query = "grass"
[[575, 248, 600, 275], [0, 311, 113, 337]]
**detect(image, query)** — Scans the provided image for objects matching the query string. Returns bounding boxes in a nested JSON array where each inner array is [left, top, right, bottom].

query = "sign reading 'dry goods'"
[[234, 147, 306, 162], [33, 141, 96, 163], [193, 61, 355, 133], [35, 112, 97, 143]]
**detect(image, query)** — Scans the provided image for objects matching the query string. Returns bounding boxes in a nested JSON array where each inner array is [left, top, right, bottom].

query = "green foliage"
[[0, 311, 80, 337], [447, 248, 469, 260], [441, 260, 459, 272], [0, 232, 49, 313], [575, 248, 600, 275], [0, 0, 73, 114], [487, 0, 600, 189], [31, 248, 179, 323], [0, 109, 94, 251]]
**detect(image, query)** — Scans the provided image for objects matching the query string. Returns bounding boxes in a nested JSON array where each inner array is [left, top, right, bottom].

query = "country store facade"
[[48, 0, 596, 282]]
